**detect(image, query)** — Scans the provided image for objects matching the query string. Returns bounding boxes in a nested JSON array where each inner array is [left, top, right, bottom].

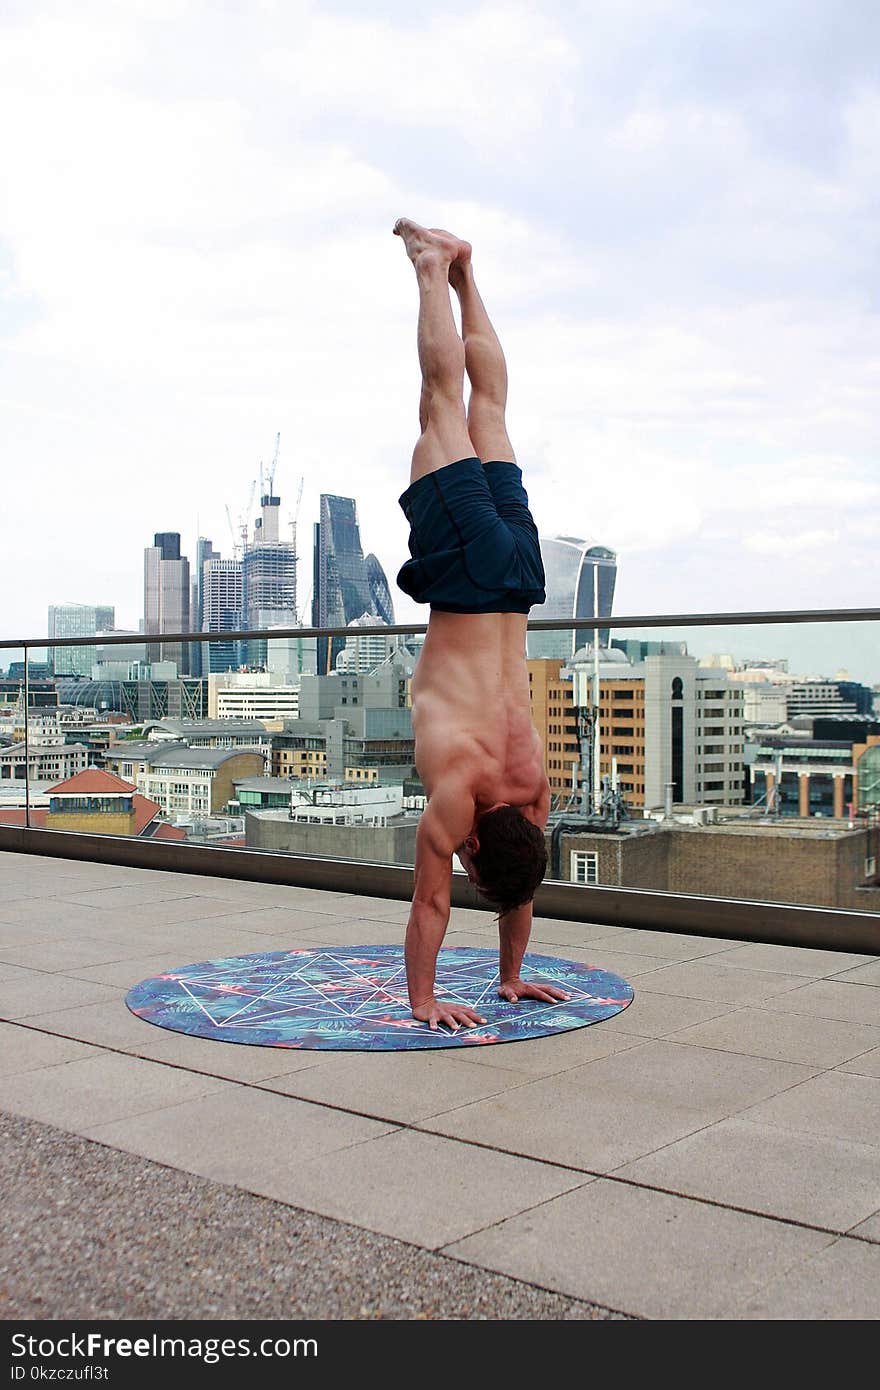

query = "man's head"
[[457, 804, 548, 915]]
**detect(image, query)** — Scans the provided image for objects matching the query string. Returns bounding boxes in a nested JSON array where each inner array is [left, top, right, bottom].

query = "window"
[[571, 851, 598, 885]]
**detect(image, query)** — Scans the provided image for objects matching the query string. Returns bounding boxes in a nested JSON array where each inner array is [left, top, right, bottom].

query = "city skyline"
[[2, 3, 878, 664]]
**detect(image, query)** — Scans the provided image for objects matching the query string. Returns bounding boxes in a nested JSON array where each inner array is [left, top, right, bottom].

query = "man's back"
[[411, 610, 544, 815]]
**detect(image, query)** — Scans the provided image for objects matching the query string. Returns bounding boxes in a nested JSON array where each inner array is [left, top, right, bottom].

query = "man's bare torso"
[[411, 611, 545, 825]]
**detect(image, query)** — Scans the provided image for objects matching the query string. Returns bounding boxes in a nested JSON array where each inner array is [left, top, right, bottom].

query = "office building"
[[312, 495, 374, 674], [541, 648, 745, 812], [190, 538, 220, 677], [202, 559, 243, 673], [527, 537, 617, 660], [242, 490, 297, 666], [336, 615, 400, 673], [48, 605, 115, 677], [144, 532, 191, 674], [365, 553, 395, 626], [207, 671, 300, 723]]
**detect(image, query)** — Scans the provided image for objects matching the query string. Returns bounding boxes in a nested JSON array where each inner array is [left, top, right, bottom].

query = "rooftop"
[[1, 847, 878, 1319]]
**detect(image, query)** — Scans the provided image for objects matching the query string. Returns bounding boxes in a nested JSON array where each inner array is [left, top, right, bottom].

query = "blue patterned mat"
[[126, 945, 633, 1051]]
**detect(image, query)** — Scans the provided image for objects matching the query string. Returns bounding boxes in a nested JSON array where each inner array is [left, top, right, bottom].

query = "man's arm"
[[497, 900, 571, 1004], [498, 776, 569, 1005], [406, 777, 487, 1031], [521, 774, 551, 830]]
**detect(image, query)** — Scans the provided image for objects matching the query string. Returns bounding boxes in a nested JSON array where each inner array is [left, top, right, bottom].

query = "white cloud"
[[0, 0, 877, 645], [267, 4, 579, 149]]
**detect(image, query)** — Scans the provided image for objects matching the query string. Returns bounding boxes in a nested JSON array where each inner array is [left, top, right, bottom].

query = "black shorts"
[[396, 457, 546, 614]]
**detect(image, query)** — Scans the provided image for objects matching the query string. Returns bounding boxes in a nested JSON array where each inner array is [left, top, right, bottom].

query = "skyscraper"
[[365, 553, 395, 627], [48, 604, 115, 677], [144, 532, 191, 673], [202, 559, 244, 673], [527, 536, 617, 660], [312, 495, 373, 674], [190, 537, 220, 678], [242, 488, 297, 666]]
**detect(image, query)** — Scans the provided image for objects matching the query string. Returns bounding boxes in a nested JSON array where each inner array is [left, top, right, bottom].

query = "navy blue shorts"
[[396, 457, 546, 614]]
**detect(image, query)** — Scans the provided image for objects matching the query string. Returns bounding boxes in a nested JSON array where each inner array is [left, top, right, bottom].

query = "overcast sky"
[[2, 0, 878, 679]]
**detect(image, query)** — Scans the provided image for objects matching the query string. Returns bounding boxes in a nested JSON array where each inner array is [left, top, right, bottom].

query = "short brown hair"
[[472, 806, 547, 916]]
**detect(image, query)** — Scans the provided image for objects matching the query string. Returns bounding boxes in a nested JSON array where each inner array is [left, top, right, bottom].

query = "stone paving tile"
[[0, 971, 120, 1021], [176, 905, 357, 936], [545, 1039, 817, 1115], [667, 1006, 880, 1068], [599, 990, 737, 1039], [286, 919, 409, 948], [83, 1086, 396, 1188], [298, 893, 412, 920], [0, 899, 119, 936], [0, 961, 31, 983], [740, 1070, 880, 1148], [601, 929, 739, 961], [444, 1180, 834, 1320], [0, 923, 75, 951], [80, 896, 272, 928], [849, 1211, 880, 1242], [250, 1127, 590, 1249], [633, 960, 809, 1005], [539, 945, 674, 980], [0, 1051, 227, 1130], [0, 1020, 98, 1075], [66, 942, 281, 988], [525, 919, 627, 949], [0, 936, 156, 974], [58, 885, 218, 910], [770, 980, 880, 1026], [259, 1049, 537, 1123], [133, 1030, 330, 1083], [737, 1236, 880, 1319], [708, 942, 877, 977], [830, 960, 880, 986], [23, 999, 169, 1050], [420, 1072, 714, 1172], [618, 1118, 880, 1230], [449, 1024, 644, 1078], [94, 923, 293, 961], [838, 1045, 880, 1079]]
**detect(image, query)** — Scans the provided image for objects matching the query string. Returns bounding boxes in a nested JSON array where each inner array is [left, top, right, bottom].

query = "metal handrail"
[[2, 606, 879, 652]]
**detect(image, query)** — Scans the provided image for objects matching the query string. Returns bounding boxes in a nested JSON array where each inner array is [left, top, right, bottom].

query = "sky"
[[1, 0, 878, 680]]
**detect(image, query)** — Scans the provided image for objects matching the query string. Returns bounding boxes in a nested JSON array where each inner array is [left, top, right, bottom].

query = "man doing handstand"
[[394, 217, 570, 1030]]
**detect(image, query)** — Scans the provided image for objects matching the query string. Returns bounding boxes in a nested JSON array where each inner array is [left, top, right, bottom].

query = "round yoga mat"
[[126, 945, 633, 1051]]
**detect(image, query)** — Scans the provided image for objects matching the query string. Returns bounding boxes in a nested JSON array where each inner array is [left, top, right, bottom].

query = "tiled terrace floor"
[[1, 849, 879, 1320]]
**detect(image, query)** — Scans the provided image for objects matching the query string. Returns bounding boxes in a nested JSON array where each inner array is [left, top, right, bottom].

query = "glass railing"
[[1, 609, 878, 945]]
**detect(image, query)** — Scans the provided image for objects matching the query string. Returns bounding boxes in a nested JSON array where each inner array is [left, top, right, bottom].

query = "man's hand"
[[412, 998, 487, 1031], [498, 978, 571, 1005]]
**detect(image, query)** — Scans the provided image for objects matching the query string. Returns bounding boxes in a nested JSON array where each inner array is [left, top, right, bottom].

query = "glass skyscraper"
[[48, 604, 115, 677], [202, 559, 244, 672], [365, 553, 395, 627], [242, 491, 297, 667], [312, 495, 374, 674], [527, 536, 617, 660]]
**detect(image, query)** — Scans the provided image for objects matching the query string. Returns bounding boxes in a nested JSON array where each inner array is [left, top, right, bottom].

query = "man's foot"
[[393, 217, 471, 271]]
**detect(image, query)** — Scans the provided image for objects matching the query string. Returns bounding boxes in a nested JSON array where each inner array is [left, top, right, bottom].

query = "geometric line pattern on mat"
[[126, 945, 634, 1051]]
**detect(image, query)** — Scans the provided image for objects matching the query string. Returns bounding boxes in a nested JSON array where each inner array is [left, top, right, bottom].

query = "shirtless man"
[[394, 217, 570, 1031]]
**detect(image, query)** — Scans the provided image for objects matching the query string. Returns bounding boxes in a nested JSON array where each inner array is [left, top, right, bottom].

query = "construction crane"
[[224, 480, 256, 558], [266, 431, 280, 498], [291, 476, 304, 555]]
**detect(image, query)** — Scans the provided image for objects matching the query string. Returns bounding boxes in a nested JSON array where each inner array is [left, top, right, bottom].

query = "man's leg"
[[449, 258, 516, 464], [394, 218, 476, 486]]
